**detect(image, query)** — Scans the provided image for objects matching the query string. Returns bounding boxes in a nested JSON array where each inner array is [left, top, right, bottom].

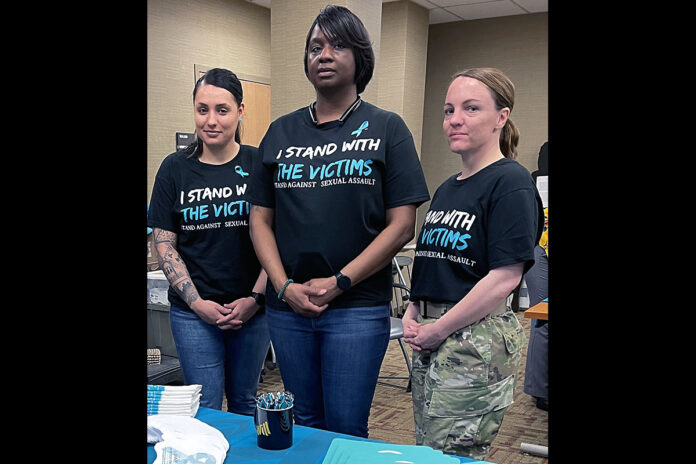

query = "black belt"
[[418, 300, 508, 319]]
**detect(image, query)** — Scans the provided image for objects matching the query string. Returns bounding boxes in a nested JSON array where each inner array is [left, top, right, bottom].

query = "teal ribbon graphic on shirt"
[[235, 166, 249, 177], [351, 120, 369, 137]]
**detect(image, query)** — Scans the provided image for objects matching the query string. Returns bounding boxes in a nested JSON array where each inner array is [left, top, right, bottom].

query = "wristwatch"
[[251, 291, 265, 307], [334, 272, 352, 291]]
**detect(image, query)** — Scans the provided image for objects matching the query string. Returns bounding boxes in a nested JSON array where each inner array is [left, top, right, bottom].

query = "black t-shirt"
[[410, 158, 544, 303], [248, 100, 430, 309], [147, 145, 261, 310]]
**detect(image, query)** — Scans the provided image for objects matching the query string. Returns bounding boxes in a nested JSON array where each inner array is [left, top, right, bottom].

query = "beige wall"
[[147, 2, 547, 212], [418, 12, 548, 225], [377, 0, 429, 157], [147, 0, 271, 201], [269, 0, 382, 121]]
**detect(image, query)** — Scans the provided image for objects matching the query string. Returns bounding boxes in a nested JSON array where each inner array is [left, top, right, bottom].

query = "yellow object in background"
[[539, 208, 548, 257]]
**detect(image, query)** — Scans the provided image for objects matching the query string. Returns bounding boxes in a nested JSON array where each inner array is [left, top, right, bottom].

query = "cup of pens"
[[254, 391, 294, 450]]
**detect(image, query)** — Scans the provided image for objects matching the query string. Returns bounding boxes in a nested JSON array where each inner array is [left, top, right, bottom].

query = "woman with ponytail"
[[402, 67, 544, 460], [148, 68, 270, 414]]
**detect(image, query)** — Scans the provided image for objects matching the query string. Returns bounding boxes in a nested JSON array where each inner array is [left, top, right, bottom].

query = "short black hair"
[[303, 5, 375, 95]]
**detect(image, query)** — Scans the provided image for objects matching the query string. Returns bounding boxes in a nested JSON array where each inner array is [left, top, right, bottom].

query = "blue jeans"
[[266, 305, 390, 438], [523, 245, 549, 399], [169, 303, 270, 414]]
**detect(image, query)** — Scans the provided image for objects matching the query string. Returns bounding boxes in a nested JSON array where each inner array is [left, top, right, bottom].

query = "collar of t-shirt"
[[308, 97, 362, 127]]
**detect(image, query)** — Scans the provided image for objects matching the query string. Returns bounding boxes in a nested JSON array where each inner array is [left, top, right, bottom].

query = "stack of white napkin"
[[147, 384, 202, 417], [148, 414, 229, 464]]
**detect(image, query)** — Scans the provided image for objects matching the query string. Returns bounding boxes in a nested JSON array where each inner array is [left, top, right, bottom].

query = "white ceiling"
[[245, 0, 547, 24]]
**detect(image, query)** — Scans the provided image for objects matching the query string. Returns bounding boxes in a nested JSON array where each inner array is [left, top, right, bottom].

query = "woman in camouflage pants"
[[403, 68, 544, 460]]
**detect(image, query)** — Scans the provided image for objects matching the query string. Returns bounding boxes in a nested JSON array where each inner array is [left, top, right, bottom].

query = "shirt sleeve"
[[486, 186, 541, 273], [382, 113, 430, 209], [148, 154, 178, 233]]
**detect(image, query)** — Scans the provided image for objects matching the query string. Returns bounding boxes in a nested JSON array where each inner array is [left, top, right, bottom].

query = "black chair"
[[378, 281, 412, 392]]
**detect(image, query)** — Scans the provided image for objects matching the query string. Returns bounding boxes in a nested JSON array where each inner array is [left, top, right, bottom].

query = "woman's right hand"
[[190, 298, 232, 325], [402, 301, 423, 349], [282, 283, 329, 318]]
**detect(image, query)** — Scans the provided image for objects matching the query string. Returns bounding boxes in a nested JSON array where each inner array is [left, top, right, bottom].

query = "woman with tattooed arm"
[[148, 68, 270, 414]]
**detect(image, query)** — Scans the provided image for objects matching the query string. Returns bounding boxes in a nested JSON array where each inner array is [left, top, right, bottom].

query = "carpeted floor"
[[248, 309, 549, 464]]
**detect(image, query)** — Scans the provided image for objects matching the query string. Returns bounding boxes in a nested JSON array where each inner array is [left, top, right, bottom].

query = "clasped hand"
[[219, 296, 259, 330], [402, 301, 446, 353], [190, 297, 258, 330], [281, 276, 343, 318]]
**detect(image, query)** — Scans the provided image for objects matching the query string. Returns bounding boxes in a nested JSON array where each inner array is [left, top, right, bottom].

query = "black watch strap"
[[334, 272, 352, 291], [251, 291, 265, 307]]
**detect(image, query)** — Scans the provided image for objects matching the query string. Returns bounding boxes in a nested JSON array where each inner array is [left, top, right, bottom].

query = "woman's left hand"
[[304, 276, 343, 306], [218, 297, 259, 330], [403, 320, 447, 353]]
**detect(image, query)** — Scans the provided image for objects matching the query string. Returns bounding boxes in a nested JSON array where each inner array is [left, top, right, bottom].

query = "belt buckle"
[[419, 300, 428, 318], [420, 301, 447, 319]]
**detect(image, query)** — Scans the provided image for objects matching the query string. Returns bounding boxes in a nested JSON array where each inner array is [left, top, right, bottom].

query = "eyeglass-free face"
[[306, 25, 357, 94], [194, 83, 243, 152], [443, 76, 509, 156]]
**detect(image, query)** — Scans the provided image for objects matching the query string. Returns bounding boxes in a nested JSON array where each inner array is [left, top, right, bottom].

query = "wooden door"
[[239, 80, 271, 147]]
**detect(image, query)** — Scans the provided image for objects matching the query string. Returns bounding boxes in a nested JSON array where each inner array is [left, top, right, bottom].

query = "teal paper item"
[[321, 438, 485, 464]]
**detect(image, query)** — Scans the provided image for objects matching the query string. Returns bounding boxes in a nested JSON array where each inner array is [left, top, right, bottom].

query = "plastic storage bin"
[[146, 302, 183, 385], [146, 272, 183, 384], [147, 270, 169, 305]]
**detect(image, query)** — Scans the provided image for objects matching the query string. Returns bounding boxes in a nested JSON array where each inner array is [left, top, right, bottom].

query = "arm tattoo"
[[153, 228, 200, 305]]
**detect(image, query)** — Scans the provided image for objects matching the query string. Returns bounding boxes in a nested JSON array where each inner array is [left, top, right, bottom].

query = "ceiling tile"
[[430, 7, 464, 24], [513, 0, 548, 13], [445, 1, 527, 20], [429, 0, 486, 6], [408, 0, 439, 9], [247, 0, 270, 8], [243, 0, 547, 24]]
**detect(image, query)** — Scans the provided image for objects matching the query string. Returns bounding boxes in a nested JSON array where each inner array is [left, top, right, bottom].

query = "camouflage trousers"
[[411, 308, 526, 460]]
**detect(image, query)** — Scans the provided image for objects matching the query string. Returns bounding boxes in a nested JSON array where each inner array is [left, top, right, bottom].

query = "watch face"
[[253, 292, 265, 306], [337, 274, 350, 291]]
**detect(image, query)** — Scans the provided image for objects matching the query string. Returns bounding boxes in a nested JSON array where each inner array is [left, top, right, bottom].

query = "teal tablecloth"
[[147, 407, 493, 463]]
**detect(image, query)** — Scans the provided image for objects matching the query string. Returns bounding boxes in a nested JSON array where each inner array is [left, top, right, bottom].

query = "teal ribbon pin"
[[235, 166, 249, 177], [351, 120, 369, 136]]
